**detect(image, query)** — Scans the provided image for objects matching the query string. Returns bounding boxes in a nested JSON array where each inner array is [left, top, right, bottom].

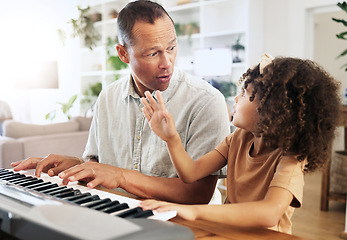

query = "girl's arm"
[[141, 91, 226, 183], [141, 186, 293, 228]]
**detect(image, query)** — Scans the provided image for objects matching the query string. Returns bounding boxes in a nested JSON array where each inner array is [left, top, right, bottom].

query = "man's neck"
[[131, 75, 145, 98]]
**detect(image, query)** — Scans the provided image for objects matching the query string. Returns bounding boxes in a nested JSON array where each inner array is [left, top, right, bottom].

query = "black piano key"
[[26, 181, 52, 190], [116, 207, 143, 218], [130, 209, 154, 219], [0, 169, 9, 173], [102, 203, 129, 214], [0, 174, 25, 181], [82, 198, 111, 208], [0, 170, 12, 174], [0, 172, 20, 178], [8, 176, 34, 184], [47, 187, 72, 196], [74, 195, 100, 205], [63, 192, 91, 202], [91, 200, 120, 210], [53, 189, 81, 198], [0, 172, 15, 178], [17, 179, 43, 187], [40, 185, 67, 194], [31, 183, 59, 192]]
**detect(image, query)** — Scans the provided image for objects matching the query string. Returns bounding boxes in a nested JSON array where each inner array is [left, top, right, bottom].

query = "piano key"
[[82, 198, 111, 208], [116, 206, 144, 218], [63, 192, 91, 202], [0, 169, 11, 174], [101, 203, 129, 214], [17, 179, 43, 187], [31, 183, 59, 192], [8, 176, 34, 184], [0, 172, 15, 178], [91, 200, 120, 210], [26, 181, 53, 190], [74, 195, 100, 205], [0, 174, 26, 181], [47, 187, 74, 196], [53, 189, 81, 198], [40, 185, 67, 194], [130, 209, 154, 219]]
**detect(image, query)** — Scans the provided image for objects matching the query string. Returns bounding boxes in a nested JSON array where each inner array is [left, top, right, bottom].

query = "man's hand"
[[11, 154, 83, 177], [58, 161, 125, 189]]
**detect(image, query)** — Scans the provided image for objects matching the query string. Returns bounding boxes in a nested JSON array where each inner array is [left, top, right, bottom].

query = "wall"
[[0, 0, 79, 123], [262, 0, 339, 58]]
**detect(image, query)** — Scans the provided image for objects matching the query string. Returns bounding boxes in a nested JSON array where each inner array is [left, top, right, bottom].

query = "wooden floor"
[[291, 171, 346, 240]]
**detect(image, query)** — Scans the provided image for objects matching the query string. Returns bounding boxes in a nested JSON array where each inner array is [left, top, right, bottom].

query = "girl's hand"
[[140, 199, 198, 221], [141, 91, 178, 143]]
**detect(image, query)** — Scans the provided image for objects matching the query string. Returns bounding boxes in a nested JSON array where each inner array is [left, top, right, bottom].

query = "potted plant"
[[231, 35, 245, 63], [45, 94, 78, 121], [81, 82, 103, 116], [332, 1, 347, 71], [70, 6, 101, 50]]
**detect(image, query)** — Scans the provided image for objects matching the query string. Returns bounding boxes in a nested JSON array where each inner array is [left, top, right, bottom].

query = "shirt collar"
[[121, 68, 179, 104]]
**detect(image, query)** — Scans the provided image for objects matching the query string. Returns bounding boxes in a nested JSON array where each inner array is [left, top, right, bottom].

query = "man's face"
[[124, 15, 177, 97]]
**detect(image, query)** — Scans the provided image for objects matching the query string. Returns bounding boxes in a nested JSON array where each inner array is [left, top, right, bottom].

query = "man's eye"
[[169, 45, 176, 51], [148, 52, 158, 57]]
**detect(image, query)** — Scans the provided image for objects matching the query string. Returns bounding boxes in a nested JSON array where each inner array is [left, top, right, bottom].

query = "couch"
[[0, 116, 92, 169]]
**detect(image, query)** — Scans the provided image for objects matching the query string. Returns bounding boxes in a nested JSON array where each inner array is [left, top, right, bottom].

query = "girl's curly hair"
[[240, 57, 341, 172]]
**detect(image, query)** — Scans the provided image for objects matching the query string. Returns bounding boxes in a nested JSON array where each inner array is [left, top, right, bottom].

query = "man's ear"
[[116, 44, 129, 64]]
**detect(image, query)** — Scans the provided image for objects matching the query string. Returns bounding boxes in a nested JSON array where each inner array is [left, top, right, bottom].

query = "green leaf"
[[337, 1, 347, 13], [45, 110, 56, 121], [337, 49, 347, 59], [67, 94, 78, 106], [332, 18, 347, 27], [336, 31, 347, 40], [107, 56, 128, 70]]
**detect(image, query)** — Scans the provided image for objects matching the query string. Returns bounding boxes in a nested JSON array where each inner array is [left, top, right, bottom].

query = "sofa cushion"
[[20, 131, 89, 159], [2, 120, 79, 139], [72, 116, 92, 131]]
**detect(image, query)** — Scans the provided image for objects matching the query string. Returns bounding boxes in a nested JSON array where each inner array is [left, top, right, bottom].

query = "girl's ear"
[[116, 44, 129, 64]]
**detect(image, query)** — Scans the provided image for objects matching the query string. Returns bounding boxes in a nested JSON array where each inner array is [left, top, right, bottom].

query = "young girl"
[[140, 55, 340, 234]]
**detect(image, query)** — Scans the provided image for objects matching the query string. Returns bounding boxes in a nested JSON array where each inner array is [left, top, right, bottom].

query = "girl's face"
[[232, 83, 260, 132]]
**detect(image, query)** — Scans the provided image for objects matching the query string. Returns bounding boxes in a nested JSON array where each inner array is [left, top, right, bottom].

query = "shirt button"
[[137, 135, 141, 140], [134, 164, 138, 169]]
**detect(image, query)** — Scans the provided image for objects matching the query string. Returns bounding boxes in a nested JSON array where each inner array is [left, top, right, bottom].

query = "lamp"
[[13, 61, 59, 89]]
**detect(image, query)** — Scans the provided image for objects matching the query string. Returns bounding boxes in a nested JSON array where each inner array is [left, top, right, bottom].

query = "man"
[[12, 0, 230, 204]]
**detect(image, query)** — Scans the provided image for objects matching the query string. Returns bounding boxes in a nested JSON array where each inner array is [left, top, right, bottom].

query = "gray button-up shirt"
[[83, 68, 230, 178]]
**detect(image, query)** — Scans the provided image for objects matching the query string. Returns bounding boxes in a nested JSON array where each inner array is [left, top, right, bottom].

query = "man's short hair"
[[117, 0, 174, 47]]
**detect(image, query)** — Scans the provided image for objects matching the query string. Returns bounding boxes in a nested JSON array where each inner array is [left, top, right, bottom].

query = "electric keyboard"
[[0, 168, 194, 240]]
